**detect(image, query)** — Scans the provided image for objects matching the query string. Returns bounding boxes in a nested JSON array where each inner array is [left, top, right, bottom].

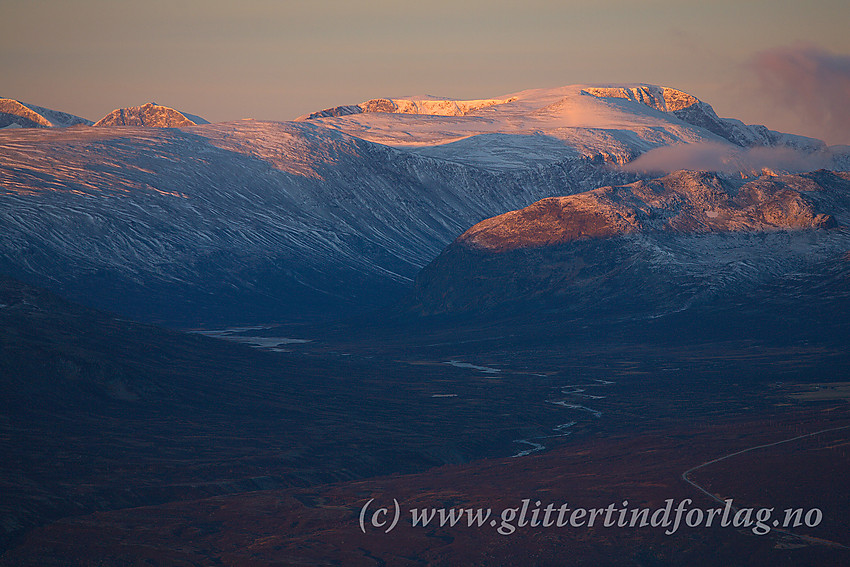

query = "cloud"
[[621, 142, 833, 175], [748, 44, 850, 146]]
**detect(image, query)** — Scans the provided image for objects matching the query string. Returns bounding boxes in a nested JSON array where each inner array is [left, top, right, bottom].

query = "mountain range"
[[2, 84, 848, 325]]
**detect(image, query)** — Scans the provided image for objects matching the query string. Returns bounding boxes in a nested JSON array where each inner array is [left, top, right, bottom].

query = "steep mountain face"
[[409, 170, 850, 319], [94, 103, 209, 127], [0, 98, 91, 129], [0, 84, 841, 326]]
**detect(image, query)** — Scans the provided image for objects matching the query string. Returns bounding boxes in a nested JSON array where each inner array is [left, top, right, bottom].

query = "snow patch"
[[444, 360, 501, 373]]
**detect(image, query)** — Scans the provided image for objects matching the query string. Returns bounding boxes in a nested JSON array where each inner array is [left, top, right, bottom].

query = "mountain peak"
[[0, 98, 92, 129], [93, 103, 209, 127], [296, 84, 825, 163]]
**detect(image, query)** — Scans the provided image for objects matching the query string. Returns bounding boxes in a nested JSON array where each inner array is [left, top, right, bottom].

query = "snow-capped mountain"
[[94, 103, 209, 127], [299, 84, 829, 169], [0, 85, 845, 325], [0, 98, 92, 129]]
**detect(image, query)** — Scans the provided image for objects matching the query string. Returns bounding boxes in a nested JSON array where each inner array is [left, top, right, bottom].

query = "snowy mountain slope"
[[0, 98, 92, 129], [0, 120, 635, 324], [94, 103, 209, 127]]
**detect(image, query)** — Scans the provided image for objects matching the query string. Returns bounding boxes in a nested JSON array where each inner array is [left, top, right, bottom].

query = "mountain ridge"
[[459, 170, 840, 252], [408, 170, 850, 318]]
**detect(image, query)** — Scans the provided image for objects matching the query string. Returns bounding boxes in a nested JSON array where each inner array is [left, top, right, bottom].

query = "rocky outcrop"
[[460, 171, 838, 252], [299, 96, 517, 120]]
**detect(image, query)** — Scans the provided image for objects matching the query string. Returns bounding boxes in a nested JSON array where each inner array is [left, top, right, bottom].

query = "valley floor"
[[2, 283, 850, 565]]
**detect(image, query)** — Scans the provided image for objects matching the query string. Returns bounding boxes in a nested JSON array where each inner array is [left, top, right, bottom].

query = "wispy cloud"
[[748, 44, 850, 146], [621, 142, 833, 175]]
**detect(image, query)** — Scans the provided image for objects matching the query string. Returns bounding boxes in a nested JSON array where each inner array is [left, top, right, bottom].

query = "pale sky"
[[2, 0, 849, 143]]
